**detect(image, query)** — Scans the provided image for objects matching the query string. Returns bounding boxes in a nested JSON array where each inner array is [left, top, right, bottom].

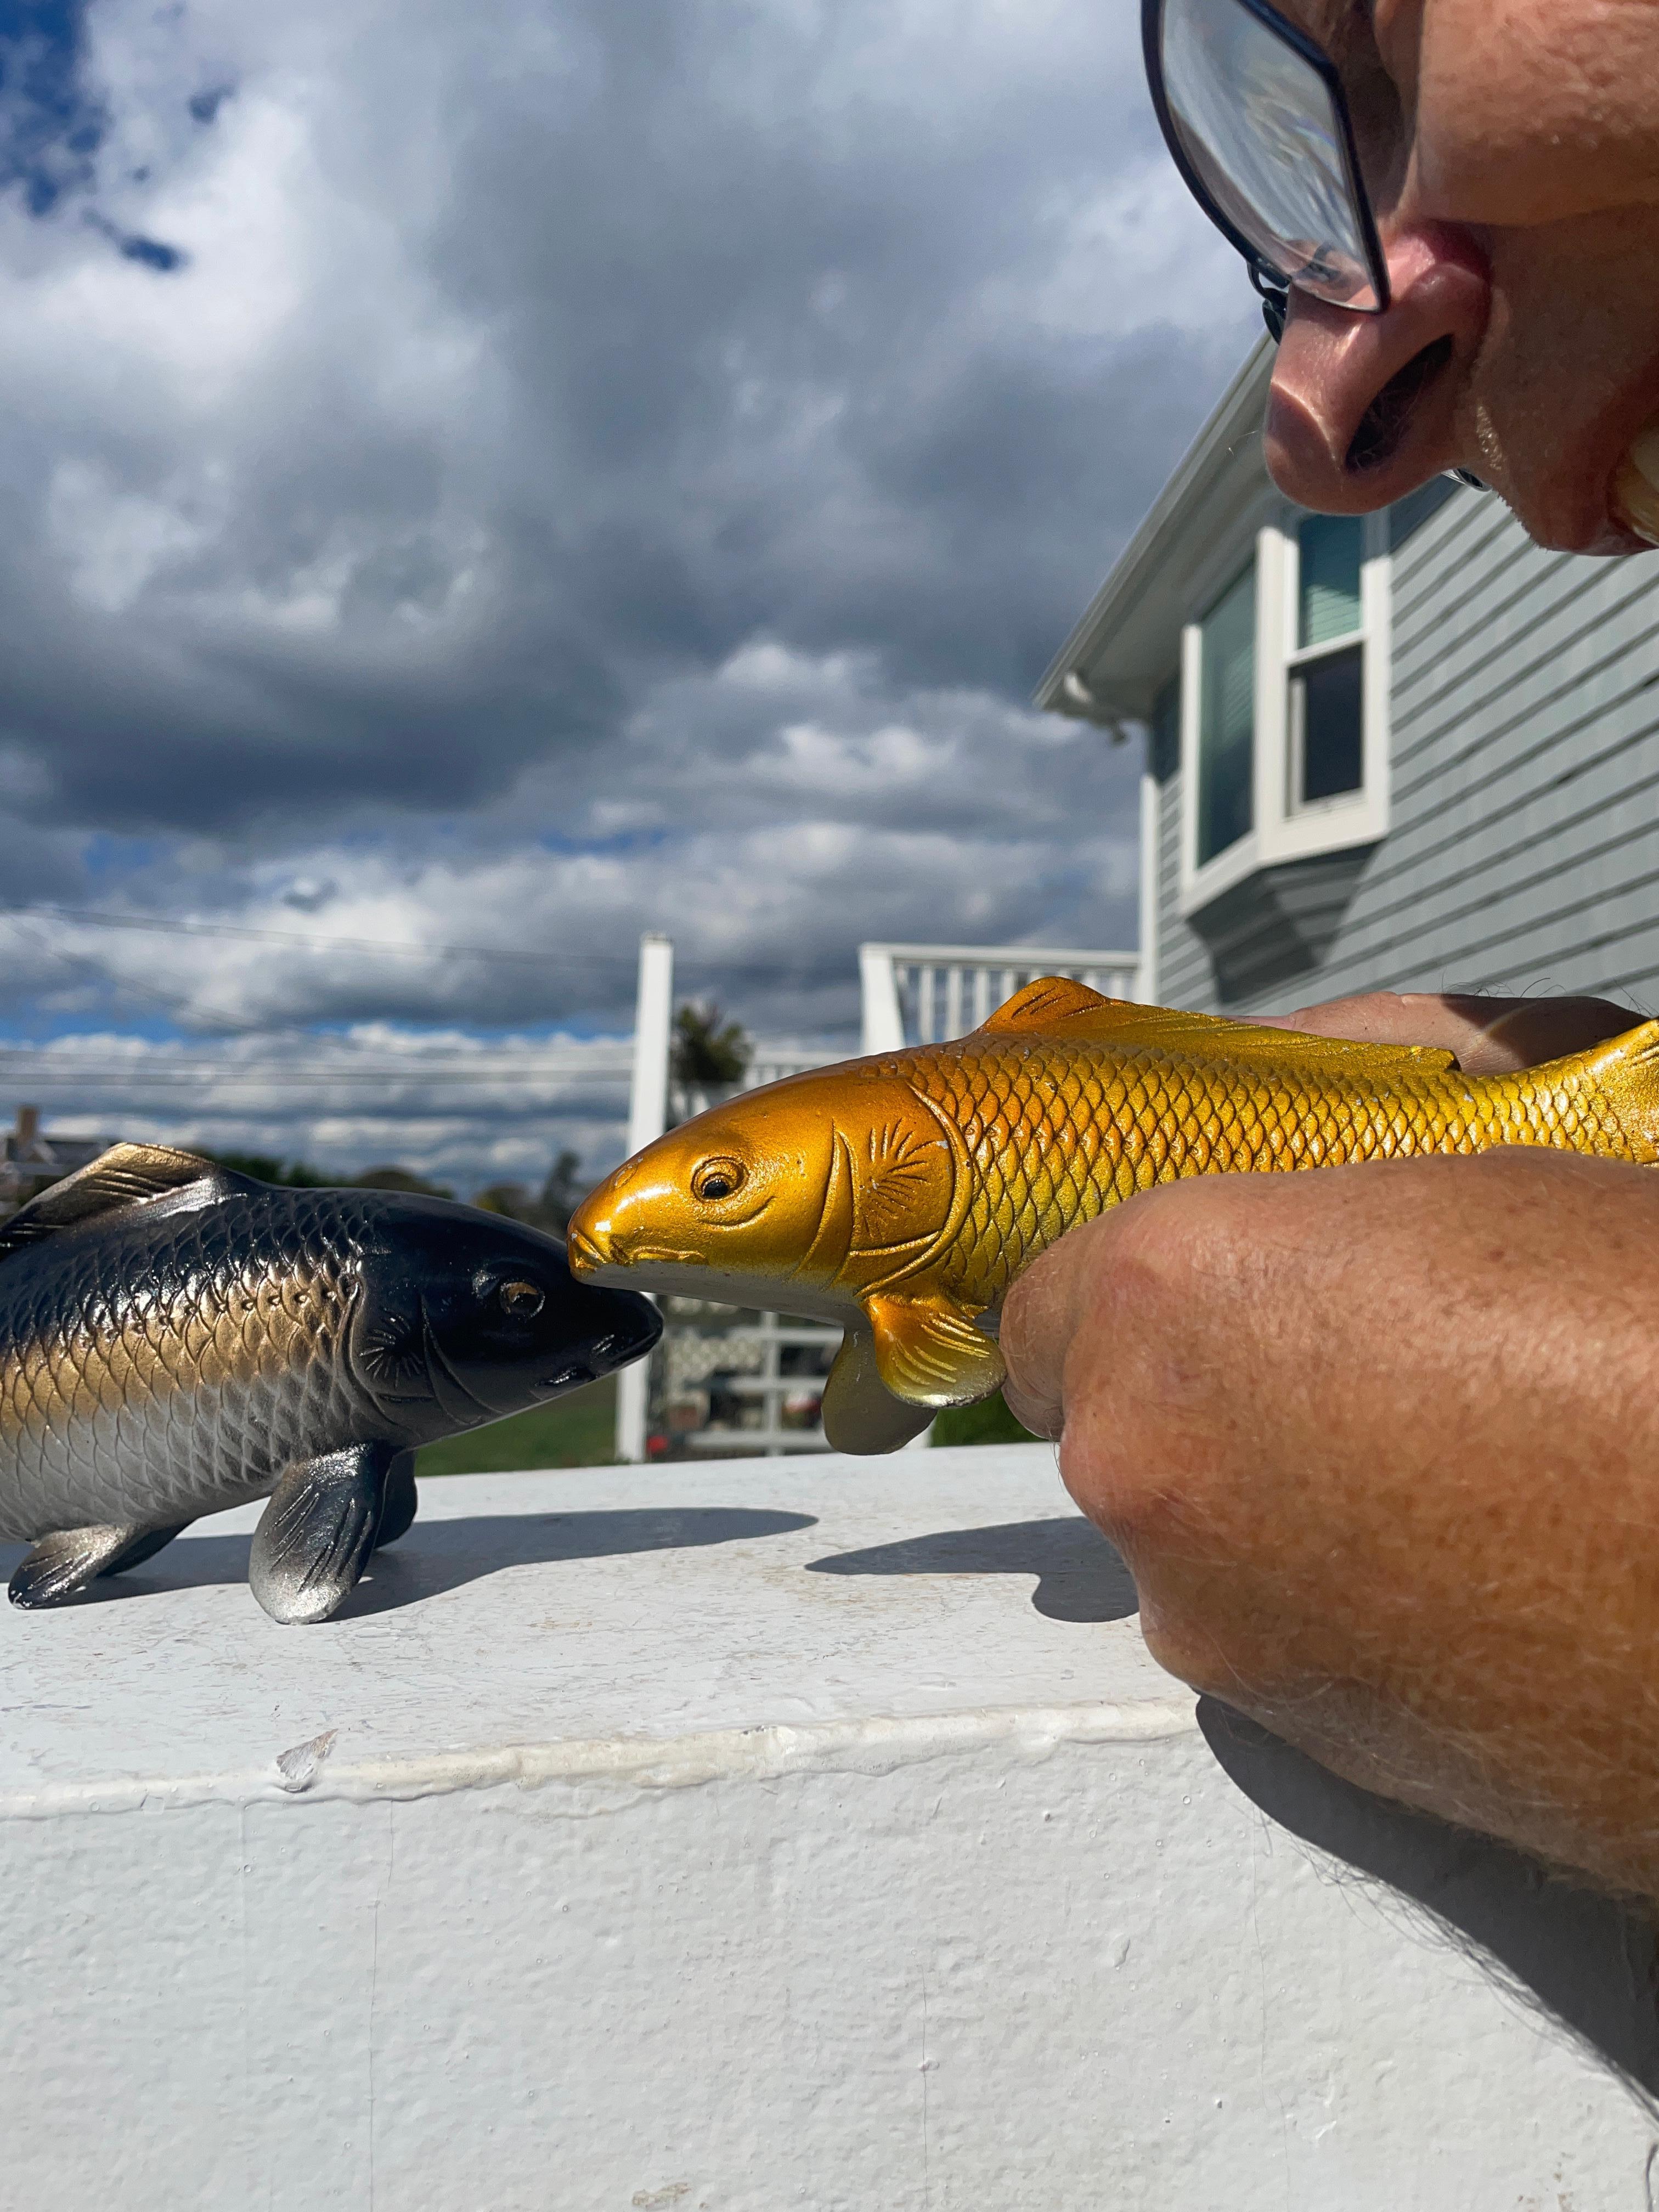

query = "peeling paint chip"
[[274, 1729, 338, 1793], [631, 2187, 691, 2208]]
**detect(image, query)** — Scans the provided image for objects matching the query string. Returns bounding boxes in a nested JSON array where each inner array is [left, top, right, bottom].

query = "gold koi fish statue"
[[567, 978, 1659, 1453]]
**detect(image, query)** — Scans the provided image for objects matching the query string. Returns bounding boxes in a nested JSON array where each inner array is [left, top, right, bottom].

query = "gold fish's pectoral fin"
[[250, 1442, 400, 1624], [865, 1294, 1007, 1409], [0, 1141, 255, 1259], [977, 975, 1461, 1077], [821, 1326, 935, 1454], [8, 1520, 187, 1609]]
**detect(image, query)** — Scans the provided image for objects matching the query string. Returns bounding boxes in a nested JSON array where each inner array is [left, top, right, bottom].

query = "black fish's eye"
[[498, 1279, 545, 1317], [692, 1156, 745, 1203]]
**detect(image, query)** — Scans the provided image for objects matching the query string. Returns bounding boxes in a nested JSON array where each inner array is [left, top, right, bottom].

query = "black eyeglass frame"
[[1140, 0, 1392, 341]]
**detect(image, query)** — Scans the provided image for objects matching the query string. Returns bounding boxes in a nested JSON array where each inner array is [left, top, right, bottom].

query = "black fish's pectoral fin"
[[373, 1452, 418, 1550], [9, 1520, 187, 1609], [250, 1443, 399, 1624], [820, 1324, 934, 1455], [99, 1523, 188, 1577], [865, 1293, 1006, 1410]]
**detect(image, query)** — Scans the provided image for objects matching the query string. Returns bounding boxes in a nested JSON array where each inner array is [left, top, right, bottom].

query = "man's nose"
[[1263, 224, 1491, 513]]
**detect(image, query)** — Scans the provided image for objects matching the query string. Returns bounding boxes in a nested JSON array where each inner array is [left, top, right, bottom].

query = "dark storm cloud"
[[0, 0, 1246, 840]]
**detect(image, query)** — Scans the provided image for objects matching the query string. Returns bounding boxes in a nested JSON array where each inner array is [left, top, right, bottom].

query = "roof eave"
[[1034, 336, 1276, 724]]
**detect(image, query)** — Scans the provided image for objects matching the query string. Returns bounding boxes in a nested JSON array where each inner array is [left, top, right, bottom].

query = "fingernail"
[[1612, 415, 1659, 546]]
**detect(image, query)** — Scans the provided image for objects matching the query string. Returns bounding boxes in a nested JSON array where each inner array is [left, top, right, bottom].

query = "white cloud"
[[0, 0, 1254, 1178]]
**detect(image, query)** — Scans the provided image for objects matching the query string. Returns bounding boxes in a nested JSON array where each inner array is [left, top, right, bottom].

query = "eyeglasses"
[[1142, 0, 1389, 342]]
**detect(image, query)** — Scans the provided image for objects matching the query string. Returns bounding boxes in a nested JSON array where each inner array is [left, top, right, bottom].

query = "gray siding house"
[[1038, 338, 1659, 1020]]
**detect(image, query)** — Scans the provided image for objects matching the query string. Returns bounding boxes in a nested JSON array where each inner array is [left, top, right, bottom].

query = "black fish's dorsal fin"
[[975, 977, 1461, 1077], [0, 1142, 253, 1258]]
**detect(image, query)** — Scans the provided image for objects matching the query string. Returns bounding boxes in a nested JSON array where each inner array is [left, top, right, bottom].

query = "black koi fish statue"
[[0, 1143, 660, 1623]]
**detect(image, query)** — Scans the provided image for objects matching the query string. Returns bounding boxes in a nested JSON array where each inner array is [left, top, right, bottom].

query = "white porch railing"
[[681, 1319, 842, 1454], [615, 938, 851, 1463], [615, 932, 1141, 1462], [859, 941, 1142, 1052]]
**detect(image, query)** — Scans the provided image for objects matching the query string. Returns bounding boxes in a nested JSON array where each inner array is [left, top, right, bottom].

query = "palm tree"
[[671, 1002, 751, 1087]]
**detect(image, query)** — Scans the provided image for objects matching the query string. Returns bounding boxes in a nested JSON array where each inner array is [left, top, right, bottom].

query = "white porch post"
[[858, 943, 905, 1052], [1137, 768, 1160, 1006], [614, 933, 674, 1464]]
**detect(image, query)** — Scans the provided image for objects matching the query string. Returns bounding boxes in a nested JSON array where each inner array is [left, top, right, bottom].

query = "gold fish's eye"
[[498, 1279, 545, 1317], [692, 1156, 746, 1204]]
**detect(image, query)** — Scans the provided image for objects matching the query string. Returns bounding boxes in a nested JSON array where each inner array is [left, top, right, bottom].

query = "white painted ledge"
[[1, 1445, 1654, 2208]]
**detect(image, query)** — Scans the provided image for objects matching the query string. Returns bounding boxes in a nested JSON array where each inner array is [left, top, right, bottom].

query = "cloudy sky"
[[0, 0, 1253, 1189]]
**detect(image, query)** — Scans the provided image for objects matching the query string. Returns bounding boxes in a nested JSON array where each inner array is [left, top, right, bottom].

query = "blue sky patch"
[[1, 0, 187, 266], [0, 0, 104, 218]]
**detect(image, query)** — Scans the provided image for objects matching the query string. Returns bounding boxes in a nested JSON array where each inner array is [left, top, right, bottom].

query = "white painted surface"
[[859, 939, 906, 1052], [617, 931, 675, 1463], [2, 1446, 1654, 2208], [1138, 766, 1160, 1006], [857, 941, 1140, 1048]]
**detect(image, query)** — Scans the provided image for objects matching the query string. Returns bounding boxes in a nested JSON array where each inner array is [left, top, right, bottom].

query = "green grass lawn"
[[416, 1373, 1037, 1476], [928, 1389, 1038, 1448], [416, 1375, 619, 1476]]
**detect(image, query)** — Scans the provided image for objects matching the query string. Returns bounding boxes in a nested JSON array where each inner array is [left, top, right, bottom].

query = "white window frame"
[[1178, 510, 1391, 917]]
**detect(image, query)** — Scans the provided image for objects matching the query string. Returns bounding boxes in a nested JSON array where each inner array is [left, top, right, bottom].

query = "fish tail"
[[1577, 1019, 1659, 1163]]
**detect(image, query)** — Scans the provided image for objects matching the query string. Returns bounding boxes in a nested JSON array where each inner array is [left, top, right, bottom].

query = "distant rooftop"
[[0, 1104, 111, 1215]]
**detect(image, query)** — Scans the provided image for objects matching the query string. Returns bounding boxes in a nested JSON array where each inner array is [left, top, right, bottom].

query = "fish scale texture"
[[899, 1039, 1635, 1309], [0, 1190, 373, 1542]]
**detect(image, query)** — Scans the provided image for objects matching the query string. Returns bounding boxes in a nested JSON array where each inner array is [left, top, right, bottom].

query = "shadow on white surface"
[[805, 1516, 1139, 1623], [1, 1504, 819, 1617], [1199, 1697, 1659, 2106]]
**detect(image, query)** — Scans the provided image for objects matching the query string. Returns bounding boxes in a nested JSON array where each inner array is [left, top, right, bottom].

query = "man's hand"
[[1254, 988, 1635, 1075], [1000, 995, 1659, 1900]]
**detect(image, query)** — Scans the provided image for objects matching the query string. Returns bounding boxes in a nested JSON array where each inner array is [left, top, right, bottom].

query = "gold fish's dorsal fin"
[[977, 978, 1460, 1078], [0, 1142, 250, 1259], [820, 1324, 936, 1454], [978, 976, 1122, 1033], [865, 1293, 1006, 1410]]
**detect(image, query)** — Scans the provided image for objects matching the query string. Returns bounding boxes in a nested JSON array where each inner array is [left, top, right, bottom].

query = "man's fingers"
[[999, 1215, 1115, 1440], [1446, 994, 1638, 1072], [1255, 989, 1636, 1074]]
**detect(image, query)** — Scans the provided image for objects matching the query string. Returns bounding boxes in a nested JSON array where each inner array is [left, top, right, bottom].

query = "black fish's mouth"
[[538, 1361, 596, 1395], [538, 1321, 659, 1396]]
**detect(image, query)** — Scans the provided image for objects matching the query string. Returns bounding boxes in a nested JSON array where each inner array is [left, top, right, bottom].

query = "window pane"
[[1150, 673, 1181, 783], [1198, 565, 1255, 864], [1298, 514, 1362, 647], [1293, 642, 1364, 803]]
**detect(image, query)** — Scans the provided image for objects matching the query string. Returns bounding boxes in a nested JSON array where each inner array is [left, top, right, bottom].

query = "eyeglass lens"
[[1160, 0, 1381, 312]]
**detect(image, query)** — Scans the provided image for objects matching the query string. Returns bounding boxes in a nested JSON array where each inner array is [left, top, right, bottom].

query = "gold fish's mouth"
[[568, 1224, 710, 1274], [566, 1227, 607, 1274]]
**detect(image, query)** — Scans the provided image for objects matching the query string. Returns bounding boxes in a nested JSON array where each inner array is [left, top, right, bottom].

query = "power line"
[[0, 1057, 636, 1081], [0, 1066, 637, 1084], [0, 1054, 838, 1093], [3, 904, 641, 971], [2, 904, 829, 985]]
